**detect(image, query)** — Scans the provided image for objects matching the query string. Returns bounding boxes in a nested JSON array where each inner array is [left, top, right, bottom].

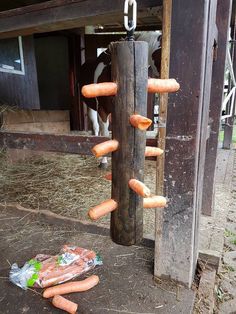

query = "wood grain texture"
[[0, 131, 156, 156], [0, 36, 40, 109], [0, 0, 162, 38], [110, 41, 148, 246], [202, 0, 232, 215], [155, 0, 210, 287]]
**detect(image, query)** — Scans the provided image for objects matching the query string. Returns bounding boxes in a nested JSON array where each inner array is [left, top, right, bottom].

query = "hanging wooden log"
[[81, 82, 117, 98], [148, 78, 180, 93], [110, 40, 148, 245]]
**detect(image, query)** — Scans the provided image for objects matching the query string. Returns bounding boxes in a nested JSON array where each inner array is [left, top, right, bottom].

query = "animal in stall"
[[80, 31, 162, 168]]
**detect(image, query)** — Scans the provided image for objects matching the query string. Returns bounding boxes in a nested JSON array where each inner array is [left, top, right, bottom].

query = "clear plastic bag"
[[9, 245, 102, 290]]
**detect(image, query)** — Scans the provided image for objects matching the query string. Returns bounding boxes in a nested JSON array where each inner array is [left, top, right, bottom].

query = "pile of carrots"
[[43, 274, 99, 313]]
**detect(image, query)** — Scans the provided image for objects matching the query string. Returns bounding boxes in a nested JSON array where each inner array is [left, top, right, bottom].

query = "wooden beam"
[[155, 0, 210, 288], [202, 0, 232, 215], [154, 0, 171, 283], [0, 0, 162, 38], [0, 131, 157, 156]]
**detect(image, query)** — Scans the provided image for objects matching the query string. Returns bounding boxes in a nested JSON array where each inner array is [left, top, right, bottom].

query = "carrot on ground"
[[129, 114, 152, 130], [52, 295, 78, 314], [145, 146, 164, 157], [104, 173, 112, 181], [81, 82, 117, 98], [43, 275, 99, 298], [92, 139, 119, 158], [88, 199, 118, 220], [148, 78, 180, 94], [143, 196, 167, 208], [128, 179, 151, 197]]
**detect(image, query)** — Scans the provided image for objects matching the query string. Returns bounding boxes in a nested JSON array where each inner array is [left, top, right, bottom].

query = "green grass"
[[219, 124, 236, 143], [224, 229, 236, 237]]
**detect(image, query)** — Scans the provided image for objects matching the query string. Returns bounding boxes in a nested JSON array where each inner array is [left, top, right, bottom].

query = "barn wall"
[[0, 35, 40, 109], [34, 35, 71, 110]]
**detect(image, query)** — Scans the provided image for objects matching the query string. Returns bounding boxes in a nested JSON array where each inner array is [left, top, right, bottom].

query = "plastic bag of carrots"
[[9, 245, 102, 290]]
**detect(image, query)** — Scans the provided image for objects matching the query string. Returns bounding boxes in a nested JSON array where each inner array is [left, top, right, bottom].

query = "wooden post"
[[110, 41, 148, 245], [202, 0, 232, 215], [155, 0, 210, 287]]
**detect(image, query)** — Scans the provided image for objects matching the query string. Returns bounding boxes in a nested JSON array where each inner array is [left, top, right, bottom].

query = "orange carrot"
[[88, 199, 118, 220], [129, 114, 152, 130], [92, 139, 119, 158], [145, 146, 164, 157], [128, 179, 151, 197], [104, 173, 112, 181], [43, 275, 99, 298], [52, 295, 78, 314], [81, 82, 117, 98], [148, 78, 180, 93], [143, 196, 167, 208]]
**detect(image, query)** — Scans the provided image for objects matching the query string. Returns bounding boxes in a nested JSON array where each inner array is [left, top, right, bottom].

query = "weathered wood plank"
[[202, 0, 232, 215], [154, 0, 171, 284], [110, 41, 148, 245], [0, 131, 156, 156], [155, 0, 210, 288], [0, 36, 40, 109], [0, 0, 162, 38]]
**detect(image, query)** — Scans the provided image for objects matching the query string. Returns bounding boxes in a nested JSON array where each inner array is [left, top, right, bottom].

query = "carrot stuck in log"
[[81, 82, 117, 98], [43, 275, 99, 298], [88, 199, 118, 220], [52, 295, 78, 314], [104, 173, 112, 181], [128, 179, 151, 197], [148, 78, 180, 94], [145, 146, 164, 157], [129, 114, 152, 130], [143, 196, 167, 208], [92, 139, 119, 158]]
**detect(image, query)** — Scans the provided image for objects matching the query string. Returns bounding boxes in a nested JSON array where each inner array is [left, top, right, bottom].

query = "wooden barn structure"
[[0, 0, 235, 289]]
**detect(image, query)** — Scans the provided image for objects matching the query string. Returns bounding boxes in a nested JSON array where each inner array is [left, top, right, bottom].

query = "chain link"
[[124, 0, 137, 32]]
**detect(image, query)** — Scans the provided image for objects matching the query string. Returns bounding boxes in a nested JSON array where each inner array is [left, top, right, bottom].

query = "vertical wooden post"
[[110, 41, 148, 246], [155, 0, 210, 287], [202, 0, 232, 215], [155, 0, 172, 280]]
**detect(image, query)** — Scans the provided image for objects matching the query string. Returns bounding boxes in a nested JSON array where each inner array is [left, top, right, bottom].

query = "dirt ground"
[[0, 151, 156, 238], [214, 150, 236, 313]]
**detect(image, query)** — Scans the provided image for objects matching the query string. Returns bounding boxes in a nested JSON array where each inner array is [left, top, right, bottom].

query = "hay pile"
[[0, 152, 111, 224], [0, 151, 156, 235]]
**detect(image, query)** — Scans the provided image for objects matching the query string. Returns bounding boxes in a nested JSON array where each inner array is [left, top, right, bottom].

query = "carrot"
[[92, 139, 119, 158], [88, 199, 118, 220], [81, 82, 117, 98], [43, 275, 99, 298], [148, 78, 180, 93], [129, 114, 152, 130], [52, 295, 78, 314], [128, 179, 151, 197], [104, 172, 112, 181], [143, 196, 167, 208], [145, 146, 164, 157]]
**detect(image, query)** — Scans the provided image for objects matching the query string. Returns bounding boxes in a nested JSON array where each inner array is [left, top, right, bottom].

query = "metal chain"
[[124, 0, 137, 32]]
